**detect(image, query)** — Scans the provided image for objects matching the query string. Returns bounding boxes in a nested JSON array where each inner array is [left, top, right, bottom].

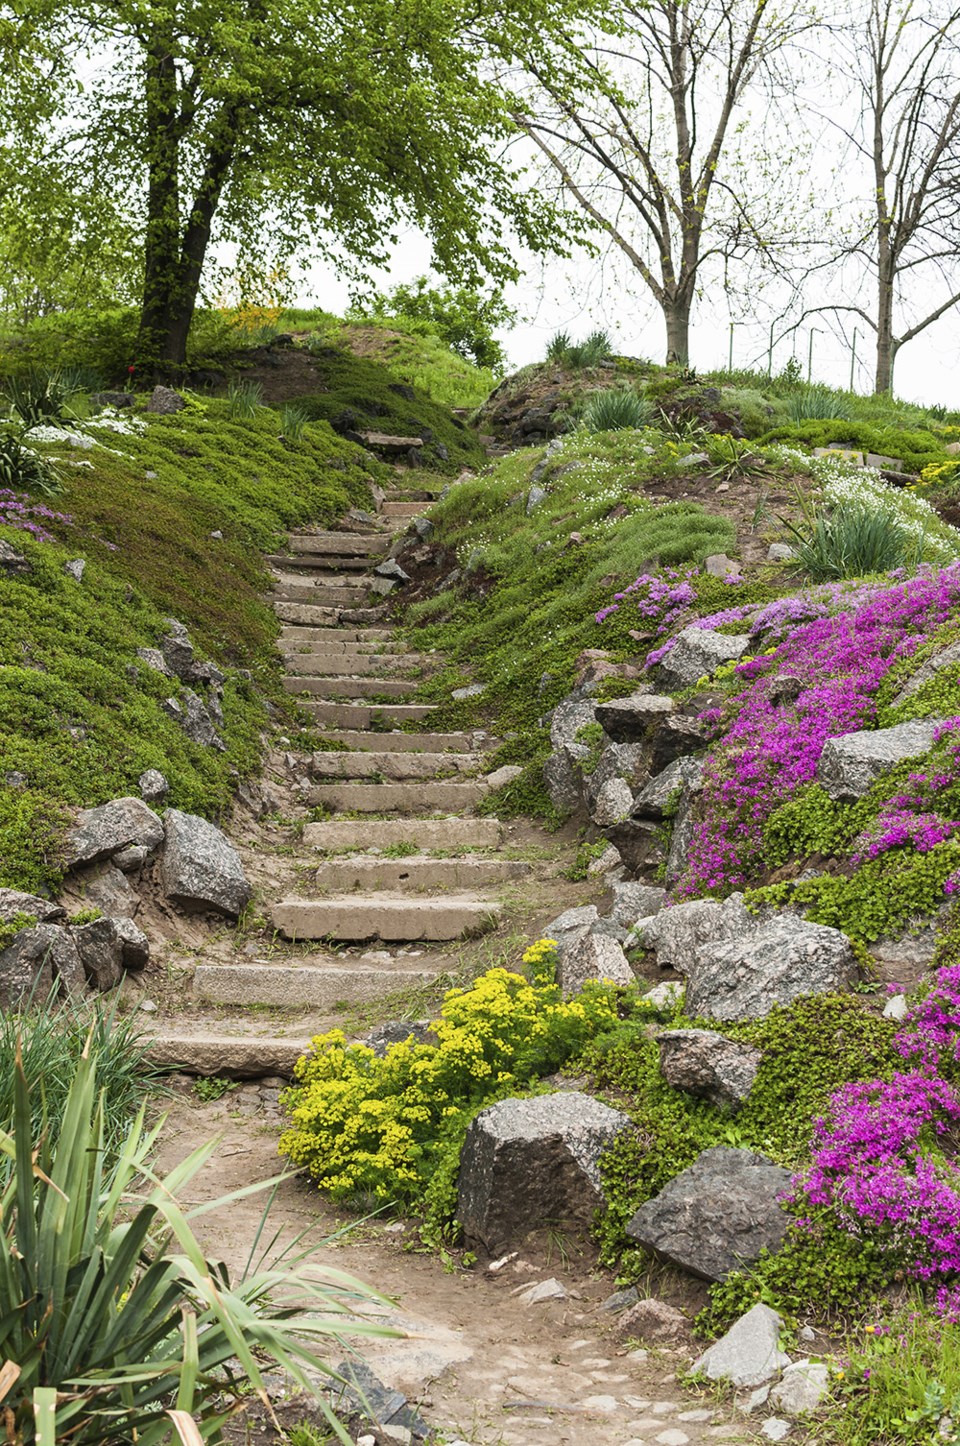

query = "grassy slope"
[[0, 403, 375, 891]]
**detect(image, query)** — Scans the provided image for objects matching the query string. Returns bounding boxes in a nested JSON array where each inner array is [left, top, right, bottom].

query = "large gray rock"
[[637, 894, 752, 972], [458, 1092, 632, 1255], [664, 776, 704, 887], [595, 693, 674, 743], [543, 753, 583, 815], [627, 1147, 791, 1281], [657, 1028, 763, 1107], [161, 691, 226, 751], [609, 882, 667, 927], [0, 889, 64, 924], [692, 1304, 791, 1388], [558, 933, 634, 996], [585, 742, 647, 804], [893, 640, 960, 706], [70, 862, 139, 918], [648, 715, 707, 773], [687, 915, 857, 1021], [654, 627, 751, 692], [113, 915, 150, 971], [590, 777, 634, 826], [0, 923, 84, 1005], [542, 904, 599, 959], [72, 918, 124, 991], [160, 810, 252, 917], [632, 757, 704, 819], [147, 385, 186, 414], [0, 540, 30, 577], [818, 719, 943, 801], [543, 695, 597, 814], [66, 797, 164, 869]]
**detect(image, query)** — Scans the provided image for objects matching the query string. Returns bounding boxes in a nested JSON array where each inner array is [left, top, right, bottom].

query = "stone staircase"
[[178, 488, 529, 1036]]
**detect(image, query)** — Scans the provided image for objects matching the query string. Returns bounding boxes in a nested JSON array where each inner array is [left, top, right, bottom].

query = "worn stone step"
[[283, 675, 418, 699], [315, 729, 483, 753], [281, 651, 428, 676], [272, 569, 369, 589], [273, 583, 371, 606], [278, 626, 395, 645], [267, 552, 372, 572], [384, 488, 443, 501], [304, 817, 502, 850], [307, 750, 482, 781], [315, 856, 529, 891], [273, 895, 501, 942], [305, 780, 488, 812], [289, 532, 388, 556], [193, 961, 442, 1008], [274, 601, 341, 626], [295, 701, 437, 729], [144, 1031, 311, 1079], [380, 501, 428, 519]]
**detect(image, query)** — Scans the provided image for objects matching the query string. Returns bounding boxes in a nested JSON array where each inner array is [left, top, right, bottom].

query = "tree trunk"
[[663, 297, 692, 366], [874, 268, 896, 393]]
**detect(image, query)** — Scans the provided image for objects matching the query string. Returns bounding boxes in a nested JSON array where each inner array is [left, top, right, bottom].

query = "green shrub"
[[0, 427, 61, 497], [785, 384, 853, 422], [828, 1306, 960, 1444], [761, 418, 946, 473], [581, 388, 652, 433], [348, 276, 514, 372], [0, 1048, 383, 1445]]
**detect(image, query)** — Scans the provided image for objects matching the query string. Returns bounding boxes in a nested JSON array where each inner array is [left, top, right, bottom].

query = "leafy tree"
[[3, 0, 575, 370], [350, 277, 517, 372]]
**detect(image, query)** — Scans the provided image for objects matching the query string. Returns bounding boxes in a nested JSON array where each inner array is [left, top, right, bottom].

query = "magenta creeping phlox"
[[0, 490, 71, 544]]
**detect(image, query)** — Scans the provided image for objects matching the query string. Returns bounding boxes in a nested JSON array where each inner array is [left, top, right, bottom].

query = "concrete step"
[[380, 502, 428, 519], [314, 729, 484, 753], [304, 817, 502, 850], [273, 895, 501, 942], [305, 780, 488, 812], [267, 553, 372, 572], [295, 701, 438, 728], [274, 602, 386, 627], [144, 1031, 312, 1079], [315, 856, 530, 891], [307, 750, 482, 781], [281, 652, 428, 677], [278, 627, 395, 645], [289, 532, 388, 556], [283, 676, 418, 699], [273, 583, 371, 606], [193, 961, 442, 1008]]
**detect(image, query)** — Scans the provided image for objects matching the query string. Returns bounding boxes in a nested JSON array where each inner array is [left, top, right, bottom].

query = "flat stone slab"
[[192, 962, 442, 1007], [380, 501, 427, 517], [273, 584, 370, 607], [458, 1092, 632, 1254], [297, 702, 437, 728], [272, 896, 502, 942], [818, 718, 943, 800], [304, 817, 502, 851], [307, 750, 482, 780], [304, 781, 488, 812], [282, 652, 427, 676], [288, 532, 388, 555], [144, 1031, 312, 1078], [315, 857, 529, 891], [278, 626, 394, 645], [284, 676, 418, 699], [314, 730, 481, 753]]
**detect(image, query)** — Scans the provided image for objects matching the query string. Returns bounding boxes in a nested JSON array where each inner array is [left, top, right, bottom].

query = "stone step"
[[267, 553, 372, 572], [315, 856, 529, 891], [295, 701, 438, 728], [384, 488, 443, 502], [289, 532, 388, 556], [281, 651, 428, 676], [380, 502, 428, 519], [144, 1031, 312, 1079], [315, 729, 483, 753], [192, 961, 442, 1008], [304, 780, 488, 812], [272, 569, 369, 589], [273, 583, 371, 606], [273, 895, 501, 942], [283, 675, 418, 699], [307, 750, 483, 781], [304, 817, 502, 850], [278, 626, 395, 645], [274, 602, 386, 627]]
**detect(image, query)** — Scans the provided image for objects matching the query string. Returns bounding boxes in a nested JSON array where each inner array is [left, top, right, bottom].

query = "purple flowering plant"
[[0, 490, 71, 544]]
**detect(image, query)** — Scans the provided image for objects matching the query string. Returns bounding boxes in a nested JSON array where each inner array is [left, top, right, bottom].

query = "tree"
[[3, 0, 576, 370], [350, 277, 517, 372], [821, 0, 960, 393], [512, 0, 816, 366]]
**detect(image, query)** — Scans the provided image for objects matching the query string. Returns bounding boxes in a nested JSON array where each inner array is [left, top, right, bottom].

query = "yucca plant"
[[4, 370, 84, 430], [279, 402, 310, 442], [0, 1047, 387, 1445], [0, 428, 62, 497], [785, 385, 852, 422], [225, 379, 263, 419], [581, 387, 651, 433]]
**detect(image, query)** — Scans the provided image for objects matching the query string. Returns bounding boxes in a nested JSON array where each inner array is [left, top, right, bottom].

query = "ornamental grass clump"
[[279, 953, 622, 1215], [581, 388, 651, 433]]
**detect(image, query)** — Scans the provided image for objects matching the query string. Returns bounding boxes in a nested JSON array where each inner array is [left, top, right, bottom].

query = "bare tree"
[[511, 0, 816, 365], [829, 0, 960, 392]]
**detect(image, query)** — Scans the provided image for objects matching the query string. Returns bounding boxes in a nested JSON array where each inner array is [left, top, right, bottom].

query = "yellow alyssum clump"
[[279, 959, 621, 1207]]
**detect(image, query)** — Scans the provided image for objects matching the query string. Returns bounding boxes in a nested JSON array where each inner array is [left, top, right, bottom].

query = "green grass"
[[0, 401, 374, 889]]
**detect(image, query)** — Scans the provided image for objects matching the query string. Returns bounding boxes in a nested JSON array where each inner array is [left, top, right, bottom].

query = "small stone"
[[704, 554, 739, 578], [643, 981, 685, 1010], [767, 543, 795, 563], [72, 918, 124, 991], [768, 675, 803, 707], [139, 769, 169, 803], [583, 1395, 618, 1413], [884, 993, 909, 1021], [0, 889, 65, 925], [139, 998, 158, 1013], [485, 764, 524, 791], [618, 1298, 688, 1343], [357, 1436, 376, 1446], [112, 845, 149, 873], [146, 385, 186, 414], [374, 558, 410, 583], [114, 915, 150, 970], [210, 529, 223, 539], [761, 1420, 792, 1442], [519, 1277, 568, 1304], [655, 1432, 690, 1446], [527, 485, 548, 513], [591, 776, 634, 826], [601, 1286, 639, 1312], [542, 904, 600, 959], [381, 1427, 412, 1446], [558, 933, 633, 996], [744, 1385, 770, 1413], [769, 1359, 830, 1416], [136, 647, 171, 677], [0, 540, 30, 576], [64, 558, 86, 582], [452, 683, 485, 701], [692, 1303, 791, 1388], [799, 1326, 815, 1344]]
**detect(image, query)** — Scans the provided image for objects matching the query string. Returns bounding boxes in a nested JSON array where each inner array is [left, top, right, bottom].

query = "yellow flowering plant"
[[279, 951, 623, 1221]]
